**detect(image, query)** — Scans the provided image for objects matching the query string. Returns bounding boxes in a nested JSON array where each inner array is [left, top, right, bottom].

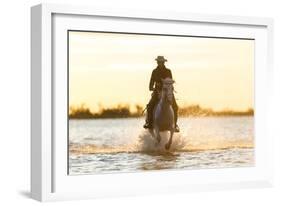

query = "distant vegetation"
[[69, 103, 254, 119], [178, 104, 254, 117]]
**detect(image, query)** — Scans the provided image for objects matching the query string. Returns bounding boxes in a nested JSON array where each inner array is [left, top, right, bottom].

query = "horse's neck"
[[159, 93, 169, 108]]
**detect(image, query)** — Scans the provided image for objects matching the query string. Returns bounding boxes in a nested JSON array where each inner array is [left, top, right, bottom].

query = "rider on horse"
[[143, 56, 180, 132]]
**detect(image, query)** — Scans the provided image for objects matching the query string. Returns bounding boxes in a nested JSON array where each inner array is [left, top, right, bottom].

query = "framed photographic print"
[[31, 3, 274, 201]]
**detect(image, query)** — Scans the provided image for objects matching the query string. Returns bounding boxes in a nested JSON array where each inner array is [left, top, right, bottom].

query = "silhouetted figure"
[[143, 56, 180, 132]]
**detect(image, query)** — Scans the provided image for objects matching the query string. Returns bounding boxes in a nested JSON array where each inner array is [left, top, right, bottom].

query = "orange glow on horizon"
[[69, 31, 254, 112]]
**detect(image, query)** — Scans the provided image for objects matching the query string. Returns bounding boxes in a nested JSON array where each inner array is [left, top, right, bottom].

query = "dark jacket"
[[149, 66, 173, 91]]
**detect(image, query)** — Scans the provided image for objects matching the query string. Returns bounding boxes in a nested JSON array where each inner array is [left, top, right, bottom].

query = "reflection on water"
[[69, 117, 254, 175]]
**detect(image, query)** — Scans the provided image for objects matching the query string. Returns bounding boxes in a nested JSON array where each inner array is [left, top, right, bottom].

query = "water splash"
[[69, 130, 253, 155], [136, 131, 186, 153]]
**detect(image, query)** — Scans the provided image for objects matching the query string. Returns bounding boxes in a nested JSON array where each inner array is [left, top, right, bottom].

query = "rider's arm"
[[149, 70, 155, 91]]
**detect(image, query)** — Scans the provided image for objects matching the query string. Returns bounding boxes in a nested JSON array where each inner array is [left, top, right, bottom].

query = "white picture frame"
[[31, 3, 274, 202]]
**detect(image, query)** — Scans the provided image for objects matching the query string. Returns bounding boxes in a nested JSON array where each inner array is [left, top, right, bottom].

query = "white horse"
[[149, 78, 175, 150]]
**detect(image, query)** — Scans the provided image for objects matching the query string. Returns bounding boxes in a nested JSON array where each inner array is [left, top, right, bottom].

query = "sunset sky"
[[69, 31, 254, 112]]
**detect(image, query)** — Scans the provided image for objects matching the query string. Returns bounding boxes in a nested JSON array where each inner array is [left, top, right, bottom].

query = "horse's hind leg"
[[165, 130, 174, 150]]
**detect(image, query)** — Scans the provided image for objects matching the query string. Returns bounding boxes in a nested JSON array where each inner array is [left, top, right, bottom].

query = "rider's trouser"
[[145, 91, 178, 126]]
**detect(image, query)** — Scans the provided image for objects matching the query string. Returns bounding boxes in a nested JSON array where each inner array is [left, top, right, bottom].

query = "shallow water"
[[69, 116, 254, 175]]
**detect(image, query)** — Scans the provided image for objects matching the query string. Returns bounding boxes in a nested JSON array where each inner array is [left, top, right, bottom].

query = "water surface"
[[69, 117, 254, 175]]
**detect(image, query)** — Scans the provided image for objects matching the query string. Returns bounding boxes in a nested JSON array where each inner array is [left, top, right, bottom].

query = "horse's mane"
[[162, 78, 175, 85]]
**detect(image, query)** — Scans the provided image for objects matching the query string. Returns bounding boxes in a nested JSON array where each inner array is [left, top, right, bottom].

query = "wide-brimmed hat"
[[155, 56, 167, 62]]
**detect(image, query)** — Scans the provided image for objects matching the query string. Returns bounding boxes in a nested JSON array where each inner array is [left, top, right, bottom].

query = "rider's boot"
[[143, 122, 152, 129]]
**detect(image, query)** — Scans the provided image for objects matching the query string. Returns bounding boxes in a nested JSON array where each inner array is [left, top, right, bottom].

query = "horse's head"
[[161, 78, 175, 104]]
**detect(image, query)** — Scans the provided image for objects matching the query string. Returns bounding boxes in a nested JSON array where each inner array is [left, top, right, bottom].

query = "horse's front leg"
[[148, 128, 155, 138], [165, 129, 174, 150], [148, 128, 156, 143], [154, 126, 161, 144]]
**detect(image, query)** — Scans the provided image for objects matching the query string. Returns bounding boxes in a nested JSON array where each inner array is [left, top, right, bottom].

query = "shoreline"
[[69, 114, 254, 120]]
